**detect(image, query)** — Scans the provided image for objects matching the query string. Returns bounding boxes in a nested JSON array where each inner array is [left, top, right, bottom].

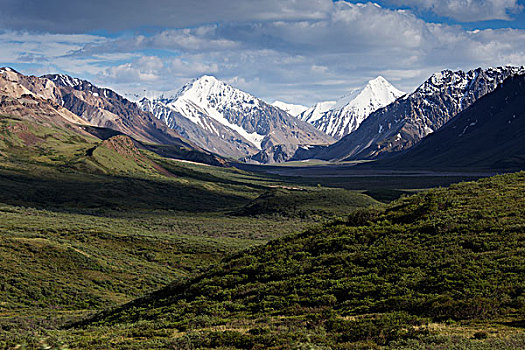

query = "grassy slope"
[[0, 114, 382, 347], [72, 172, 525, 349]]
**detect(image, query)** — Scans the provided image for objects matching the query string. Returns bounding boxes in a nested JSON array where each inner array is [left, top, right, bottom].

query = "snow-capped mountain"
[[41, 73, 201, 149], [379, 73, 525, 170], [271, 101, 308, 117], [298, 76, 404, 139], [139, 75, 334, 162], [293, 66, 525, 162], [298, 101, 337, 124]]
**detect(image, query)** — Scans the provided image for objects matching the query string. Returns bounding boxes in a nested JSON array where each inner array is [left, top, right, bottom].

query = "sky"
[[1, 0, 525, 106]]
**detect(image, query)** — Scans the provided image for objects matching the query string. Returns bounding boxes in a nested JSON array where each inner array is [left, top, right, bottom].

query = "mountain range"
[[375, 73, 525, 170], [298, 76, 405, 139], [293, 66, 524, 162], [2, 65, 524, 169], [139, 75, 334, 162], [0, 67, 227, 166]]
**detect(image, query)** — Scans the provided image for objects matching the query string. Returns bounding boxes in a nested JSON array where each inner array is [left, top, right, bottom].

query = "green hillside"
[[71, 172, 525, 349], [0, 113, 383, 348]]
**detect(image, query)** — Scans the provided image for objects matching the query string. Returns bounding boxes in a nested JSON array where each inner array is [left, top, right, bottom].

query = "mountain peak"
[[187, 75, 224, 90], [0, 67, 19, 73], [333, 76, 404, 111], [271, 101, 308, 117], [195, 74, 220, 82], [172, 74, 252, 105], [366, 76, 403, 94], [43, 73, 88, 88], [368, 75, 388, 84], [299, 76, 404, 139]]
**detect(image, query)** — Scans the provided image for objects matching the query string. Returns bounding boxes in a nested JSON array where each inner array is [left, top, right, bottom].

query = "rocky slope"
[[139, 75, 334, 162], [42, 73, 193, 148], [0, 68, 93, 134], [376, 74, 525, 170], [0, 68, 226, 166], [294, 66, 524, 161], [299, 76, 404, 139]]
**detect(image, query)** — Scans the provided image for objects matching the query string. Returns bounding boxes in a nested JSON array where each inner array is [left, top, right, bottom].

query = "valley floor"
[[1, 147, 522, 349]]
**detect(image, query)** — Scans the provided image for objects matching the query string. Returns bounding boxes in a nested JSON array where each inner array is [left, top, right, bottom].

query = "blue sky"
[[1, 0, 524, 105]]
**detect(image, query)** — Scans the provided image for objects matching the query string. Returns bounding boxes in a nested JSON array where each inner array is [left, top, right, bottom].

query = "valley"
[[1, 155, 522, 348], [0, 66, 523, 349]]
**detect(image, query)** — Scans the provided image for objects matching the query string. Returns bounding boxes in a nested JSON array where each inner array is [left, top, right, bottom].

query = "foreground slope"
[[83, 172, 525, 348], [377, 74, 525, 170], [0, 109, 379, 317]]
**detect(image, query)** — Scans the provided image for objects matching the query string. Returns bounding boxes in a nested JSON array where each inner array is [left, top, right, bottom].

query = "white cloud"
[[1, 2, 524, 106], [102, 56, 165, 83], [0, 0, 333, 33], [388, 0, 523, 22], [0, 31, 105, 62]]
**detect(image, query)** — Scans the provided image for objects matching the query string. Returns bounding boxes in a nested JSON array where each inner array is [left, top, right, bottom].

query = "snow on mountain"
[[298, 76, 405, 139], [292, 66, 525, 162], [378, 74, 525, 170], [298, 101, 337, 124], [271, 101, 308, 117], [46, 74, 84, 88], [139, 75, 334, 162], [167, 75, 267, 149]]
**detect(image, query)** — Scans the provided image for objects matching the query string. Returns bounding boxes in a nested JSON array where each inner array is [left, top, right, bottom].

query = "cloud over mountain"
[[0, 1, 524, 105]]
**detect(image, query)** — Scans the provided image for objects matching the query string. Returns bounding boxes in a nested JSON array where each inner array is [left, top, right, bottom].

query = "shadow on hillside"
[[0, 169, 250, 216], [499, 320, 525, 329]]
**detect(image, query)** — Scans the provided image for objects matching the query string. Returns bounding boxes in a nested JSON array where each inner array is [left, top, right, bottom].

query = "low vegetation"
[[68, 172, 524, 349], [0, 113, 384, 348], [2, 113, 522, 348]]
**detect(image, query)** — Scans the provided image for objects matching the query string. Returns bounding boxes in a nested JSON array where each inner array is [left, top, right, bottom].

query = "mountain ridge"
[[271, 100, 308, 117], [0, 68, 227, 166], [293, 66, 524, 162], [298, 76, 405, 139], [42, 72, 194, 148], [374, 73, 525, 170], [140, 75, 334, 163]]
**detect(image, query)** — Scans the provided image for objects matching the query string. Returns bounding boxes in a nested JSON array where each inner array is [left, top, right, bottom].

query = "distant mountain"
[[377, 74, 525, 170], [0, 67, 92, 133], [0, 68, 226, 166], [294, 66, 524, 162], [41, 73, 192, 147], [271, 101, 308, 117], [139, 75, 334, 162], [298, 77, 404, 139], [298, 101, 336, 124]]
